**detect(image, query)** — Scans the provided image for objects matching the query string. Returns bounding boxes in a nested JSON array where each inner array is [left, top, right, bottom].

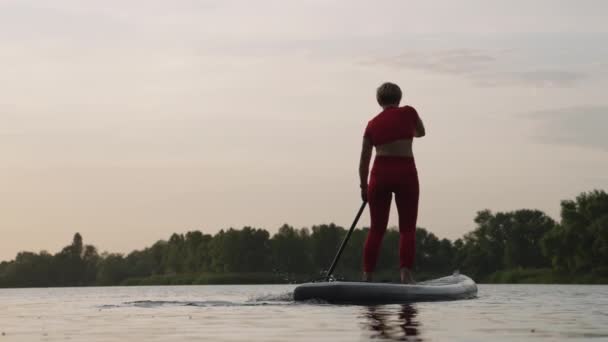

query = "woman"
[[359, 82, 426, 283]]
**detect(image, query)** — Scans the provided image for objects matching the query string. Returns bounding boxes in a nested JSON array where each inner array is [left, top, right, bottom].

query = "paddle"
[[325, 201, 367, 281]]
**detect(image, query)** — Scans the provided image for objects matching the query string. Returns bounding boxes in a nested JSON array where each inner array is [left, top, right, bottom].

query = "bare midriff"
[[375, 138, 414, 157]]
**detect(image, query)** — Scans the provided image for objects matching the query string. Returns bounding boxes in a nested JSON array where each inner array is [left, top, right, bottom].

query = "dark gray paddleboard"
[[293, 274, 477, 304]]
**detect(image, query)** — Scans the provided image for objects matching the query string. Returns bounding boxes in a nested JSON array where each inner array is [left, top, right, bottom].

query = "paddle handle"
[[325, 201, 367, 281]]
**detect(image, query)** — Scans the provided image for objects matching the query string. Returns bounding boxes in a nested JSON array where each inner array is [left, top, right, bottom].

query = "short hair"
[[376, 82, 402, 106]]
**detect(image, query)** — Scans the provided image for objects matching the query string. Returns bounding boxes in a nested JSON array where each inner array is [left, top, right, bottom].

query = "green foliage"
[[96, 253, 128, 285], [457, 209, 555, 279], [334, 227, 368, 276], [415, 228, 456, 274], [209, 227, 271, 272], [542, 190, 608, 272], [0, 189, 606, 287], [310, 224, 345, 269], [271, 225, 314, 274]]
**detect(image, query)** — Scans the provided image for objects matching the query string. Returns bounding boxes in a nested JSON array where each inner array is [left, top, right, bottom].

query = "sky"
[[1, 0, 607, 261]]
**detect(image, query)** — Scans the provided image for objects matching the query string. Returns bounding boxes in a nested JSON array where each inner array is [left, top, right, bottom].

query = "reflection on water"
[[361, 305, 422, 341], [1, 284, 606, 341]]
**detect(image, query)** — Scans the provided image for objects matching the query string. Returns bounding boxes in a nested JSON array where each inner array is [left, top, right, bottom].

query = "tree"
[[53, 233, 88, 286], [334, 227, 368, 276], [82, 245, 100, 285], [209, 227, 271, 272], [310, 224, 345, 273], [543, 190, 608, 272], [1, 189, 606, 288], [271, 224, 313, 274], [502, 210, 554, 269], [457, 209, 555, 278], [96, 253, 127, 285], [164, 233, 185, 274], [184, 231, 212, 272]]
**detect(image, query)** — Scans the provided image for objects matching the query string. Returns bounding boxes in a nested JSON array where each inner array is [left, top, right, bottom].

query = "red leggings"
[[363, 156, 419, 273]]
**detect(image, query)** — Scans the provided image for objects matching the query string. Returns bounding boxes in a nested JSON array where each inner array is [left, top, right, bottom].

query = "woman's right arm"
[[359, 137, 373, 202]]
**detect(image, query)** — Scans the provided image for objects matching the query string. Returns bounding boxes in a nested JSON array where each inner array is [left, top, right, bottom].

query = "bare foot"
[[400, 268, 415, 284]]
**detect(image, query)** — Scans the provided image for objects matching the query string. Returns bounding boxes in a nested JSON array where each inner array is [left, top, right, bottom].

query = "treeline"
[[0, 190, 607, 287]]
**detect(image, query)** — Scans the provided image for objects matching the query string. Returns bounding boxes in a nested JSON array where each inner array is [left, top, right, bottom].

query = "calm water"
[[1, 284, 607, 341]]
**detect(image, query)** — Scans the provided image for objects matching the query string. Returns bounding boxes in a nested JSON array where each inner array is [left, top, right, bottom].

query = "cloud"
[[526, 106, 608, 151], [366, 49, 496, 75], [510, 70, 584, 86], [478, 70, 586, 87], [364, 49, 587, 88]]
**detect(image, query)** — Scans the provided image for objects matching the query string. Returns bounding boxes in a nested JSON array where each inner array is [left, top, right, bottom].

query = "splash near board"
[[294, 274, 477, 304]]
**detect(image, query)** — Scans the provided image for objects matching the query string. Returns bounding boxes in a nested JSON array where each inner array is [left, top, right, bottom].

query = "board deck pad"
[[293, 273, 477, 304]]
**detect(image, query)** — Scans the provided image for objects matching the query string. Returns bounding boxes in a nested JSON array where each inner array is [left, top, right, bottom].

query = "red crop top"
[[363, 106, 419, 146]]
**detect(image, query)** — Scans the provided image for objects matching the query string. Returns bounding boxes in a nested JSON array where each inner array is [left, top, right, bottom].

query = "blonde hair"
[[376, 82, 402, 106]]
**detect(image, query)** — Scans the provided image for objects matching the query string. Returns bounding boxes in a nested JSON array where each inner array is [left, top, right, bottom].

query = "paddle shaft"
[[325, 201, 367, 281]]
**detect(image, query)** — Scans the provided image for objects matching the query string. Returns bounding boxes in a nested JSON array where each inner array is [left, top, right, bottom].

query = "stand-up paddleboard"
[[294, 273, 477, 304]]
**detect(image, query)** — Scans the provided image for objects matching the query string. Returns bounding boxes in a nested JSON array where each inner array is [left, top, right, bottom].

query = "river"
[[1, 284, 607, 341]]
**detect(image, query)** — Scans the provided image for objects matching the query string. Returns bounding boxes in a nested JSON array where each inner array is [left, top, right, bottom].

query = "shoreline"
[[2, 269, 607, 289]]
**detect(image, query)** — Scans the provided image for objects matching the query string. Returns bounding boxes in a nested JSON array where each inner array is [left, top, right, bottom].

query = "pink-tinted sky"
[[2, 0, 608, 260]]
